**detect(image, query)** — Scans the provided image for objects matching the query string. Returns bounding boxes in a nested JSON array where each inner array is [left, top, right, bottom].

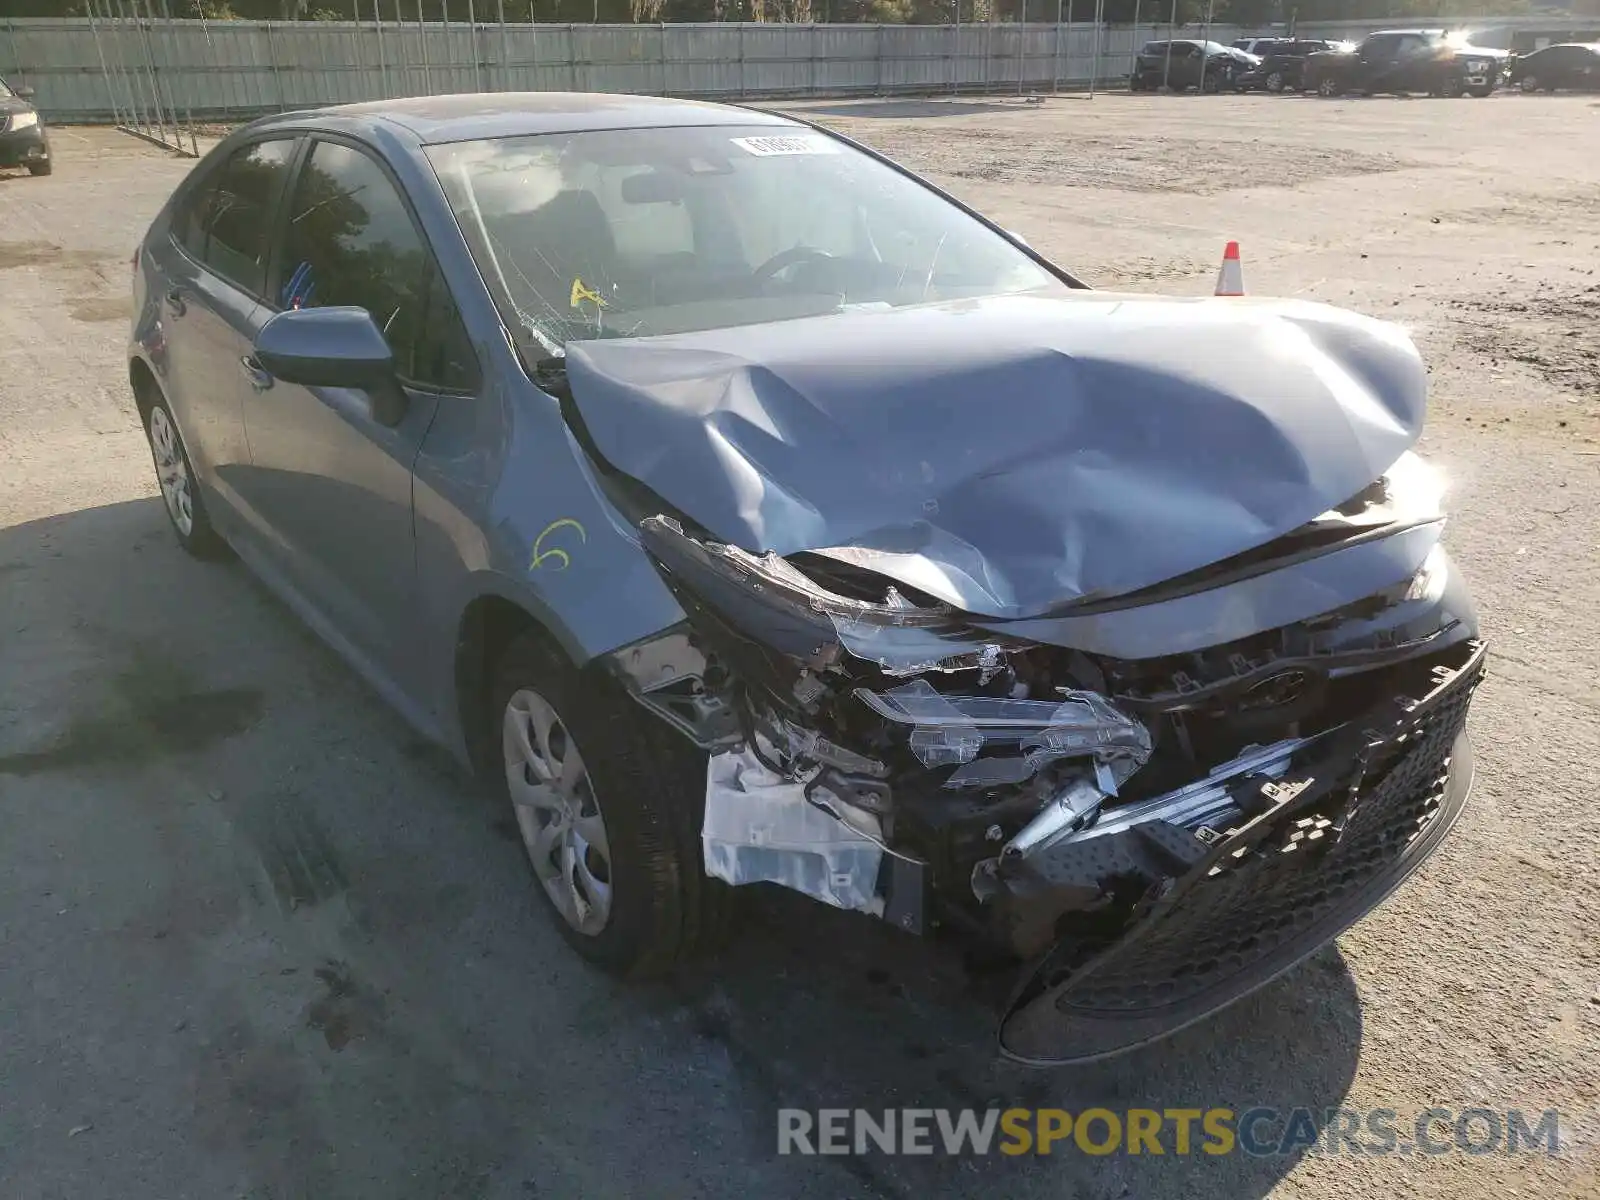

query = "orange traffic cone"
[[1214, 241, 1245, 297]]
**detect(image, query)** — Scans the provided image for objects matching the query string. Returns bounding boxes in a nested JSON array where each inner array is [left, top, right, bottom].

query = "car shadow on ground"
[[0, 497, 1364, 1198]]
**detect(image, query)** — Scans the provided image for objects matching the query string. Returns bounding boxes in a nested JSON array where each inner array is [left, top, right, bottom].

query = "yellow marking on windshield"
[[569, 277, 608, 310]]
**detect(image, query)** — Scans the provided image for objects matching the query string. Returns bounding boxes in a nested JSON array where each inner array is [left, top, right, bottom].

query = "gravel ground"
[[1, 95, 1597, 1199]]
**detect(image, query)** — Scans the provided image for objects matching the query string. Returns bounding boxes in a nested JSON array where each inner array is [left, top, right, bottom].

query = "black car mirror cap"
[[14, 84, 35, 99], [254, 305, 408, 425]]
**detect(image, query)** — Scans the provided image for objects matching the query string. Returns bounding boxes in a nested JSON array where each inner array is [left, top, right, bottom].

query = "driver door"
[[237, 137, 480, 700]]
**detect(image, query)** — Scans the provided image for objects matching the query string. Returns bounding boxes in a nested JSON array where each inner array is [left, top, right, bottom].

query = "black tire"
[[26, 159, 52, 176], [1265, 70, 1285, 93], [489, 631, 730, 979], [1467, 85, 1493, 98], [143, 394, 228, 559], [1518, 74, 1539, 93], [1316, 76, 1342, 97]]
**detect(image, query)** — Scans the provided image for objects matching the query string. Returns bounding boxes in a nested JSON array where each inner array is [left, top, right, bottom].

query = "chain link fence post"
[[86, 0, 128, 128]]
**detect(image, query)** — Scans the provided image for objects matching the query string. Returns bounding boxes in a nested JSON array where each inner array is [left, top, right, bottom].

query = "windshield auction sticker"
[[730, 134, 841, 156]]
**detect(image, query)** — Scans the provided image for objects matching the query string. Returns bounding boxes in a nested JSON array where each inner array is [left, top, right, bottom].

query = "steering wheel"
[[751, 246, 836, 287]]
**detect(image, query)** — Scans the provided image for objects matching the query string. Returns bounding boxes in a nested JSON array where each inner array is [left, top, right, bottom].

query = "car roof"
[[249, 91, 798, 145]]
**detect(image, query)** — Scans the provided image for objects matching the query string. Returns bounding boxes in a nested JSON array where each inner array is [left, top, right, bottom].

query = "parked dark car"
[[1303, 30, 1508, 98], [130, 92, 1484, 1065], [1237, 39, 1344, 92], [0, 74, 51, 176], [1509, 42, 1600, 92], [1130, 40, 1262, 92]]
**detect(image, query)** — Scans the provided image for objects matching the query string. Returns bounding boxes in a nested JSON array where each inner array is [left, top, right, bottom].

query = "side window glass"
[[182, 138, 297, 294], [279, 140, 460, 388]]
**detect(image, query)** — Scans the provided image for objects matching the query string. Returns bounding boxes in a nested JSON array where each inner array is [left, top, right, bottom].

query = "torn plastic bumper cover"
[[996, 640, 1483, 1064]]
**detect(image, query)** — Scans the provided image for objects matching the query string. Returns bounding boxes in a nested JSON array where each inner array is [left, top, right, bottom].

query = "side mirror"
[[14, 84, 35, 99], [254, 306, 408, 425]]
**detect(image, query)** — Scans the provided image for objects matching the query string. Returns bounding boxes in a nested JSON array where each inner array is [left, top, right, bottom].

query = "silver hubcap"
[[502, 688, 613, 936], [148, 406, 194, 537]]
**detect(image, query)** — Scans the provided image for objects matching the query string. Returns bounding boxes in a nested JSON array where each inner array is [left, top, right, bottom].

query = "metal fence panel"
[[667, 24, 743, 98], [2, 15, 1344, 125]]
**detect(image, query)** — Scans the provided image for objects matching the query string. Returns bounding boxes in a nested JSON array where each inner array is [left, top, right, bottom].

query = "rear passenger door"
[[238, 136, 479, 702], [160, 136, 300, 521]]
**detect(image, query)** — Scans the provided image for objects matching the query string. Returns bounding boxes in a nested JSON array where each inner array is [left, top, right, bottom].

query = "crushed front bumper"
[[0, 123, 49, 169], [995, 639, 1484, 1064]]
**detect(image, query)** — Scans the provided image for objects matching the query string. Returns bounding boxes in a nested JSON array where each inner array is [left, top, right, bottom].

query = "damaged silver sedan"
[[134, 94, 1483, 1065]]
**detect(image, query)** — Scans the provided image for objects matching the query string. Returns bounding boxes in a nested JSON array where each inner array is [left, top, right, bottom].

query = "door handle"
[[164, 287, 186, 317], [239, 355, 274, 392]]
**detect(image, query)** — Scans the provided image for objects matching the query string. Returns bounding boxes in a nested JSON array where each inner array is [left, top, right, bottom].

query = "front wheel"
[[1467, 85, 1494, 98], [1265, 70, 1286, 93], [491, 632, 729, 978], [1316, 76, 1342, 97], [26, 159, 52, 176]]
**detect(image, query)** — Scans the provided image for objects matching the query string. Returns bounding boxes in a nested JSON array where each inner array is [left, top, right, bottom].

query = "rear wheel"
[[144, 398, 227, 559], [491, 631, 729, 978], [26, 159, 51, 176], [1265, 70, 1286, 92], [1317, 76, 1342, 97], [1467, 84, 1494, 98]]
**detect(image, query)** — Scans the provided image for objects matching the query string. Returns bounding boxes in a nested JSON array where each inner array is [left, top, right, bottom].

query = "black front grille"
[[1053, 653, 1480, 1016]]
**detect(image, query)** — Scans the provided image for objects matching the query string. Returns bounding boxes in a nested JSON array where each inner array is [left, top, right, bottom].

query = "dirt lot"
[[2, 95, 1597, 1199]]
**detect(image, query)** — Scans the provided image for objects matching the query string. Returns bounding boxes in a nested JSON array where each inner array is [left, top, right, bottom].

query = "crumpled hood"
[[564, 292, 1427, 619]]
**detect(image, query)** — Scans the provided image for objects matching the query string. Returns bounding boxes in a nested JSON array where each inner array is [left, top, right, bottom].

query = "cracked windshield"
[[426, 124, 1067, 349]]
